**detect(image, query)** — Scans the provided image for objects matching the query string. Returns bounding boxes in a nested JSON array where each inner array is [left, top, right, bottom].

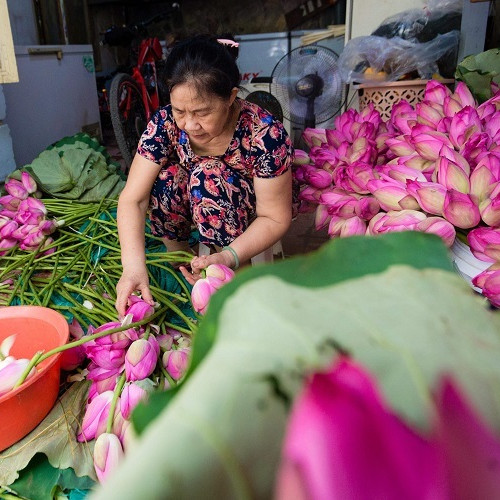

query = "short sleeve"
[[137, 107, 176, 166], [252, 116, 294, 178]]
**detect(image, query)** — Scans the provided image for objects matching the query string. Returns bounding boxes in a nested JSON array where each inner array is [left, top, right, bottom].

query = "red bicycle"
[[105, 7, 180, 169], [109, 37, 165, 170]]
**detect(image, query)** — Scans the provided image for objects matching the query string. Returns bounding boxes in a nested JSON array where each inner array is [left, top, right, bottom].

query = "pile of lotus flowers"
[[0, 173, 59, 256], [295, 80, 500, 305], [72, 295, 194, 482]]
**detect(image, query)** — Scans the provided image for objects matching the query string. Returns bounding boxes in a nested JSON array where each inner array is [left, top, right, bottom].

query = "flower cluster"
[[191, 264, 235, 314], [0, 173, 59, 256], [295, 80, 500, 303], [77, 296, 192, 482]]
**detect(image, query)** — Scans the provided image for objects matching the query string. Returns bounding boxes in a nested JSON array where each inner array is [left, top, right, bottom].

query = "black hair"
[[164, 34, 241, 100]]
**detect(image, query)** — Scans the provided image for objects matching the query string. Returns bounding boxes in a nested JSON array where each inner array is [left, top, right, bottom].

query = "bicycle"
[[105, 7, 180, 169]]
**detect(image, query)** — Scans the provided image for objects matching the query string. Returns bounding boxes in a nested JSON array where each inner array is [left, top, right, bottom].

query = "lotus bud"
[[18, 197, 47, 215], [416, 217, 456, 247], [436, 157, 470, 194], [474, 268, 500, 308], [77, 390, 114, 442], [120, 382, 148, 419], [416, 101, 443, 128], [471, 168, 498, 203], [0, 220, 19, 239], [305, 168, 332, 189], [346, 162, 377, 194], [367, 180, 419, 212], [340, 216, 366, 237], [0, 358, 36, 397], [367, 210, 427, 235], [21, 172, 37, 194], [86, 341, 126, 370], [0, 238, 17, 256], [468, 227, 500, 262], [293, 149, 310, 165], [424, 79, 452, 104], [205, 263, 234, 283], [86, 364, 121, 396], [124, 295, 154, 322], [163, 347, 190, 381], [38, 219, 58, 235], [314, 204, 331, 230], [94, 432, 124, 483], [354, 197, 380, 221], [302, 128, 326, 148], [453, 81, 476, 108], [406, 180, 446, 216], [412, 131, 450, 161], [386, 136, 416, 157], [21, 230, 46, 249], [156, 333, 174, 351], [440, 145, 471, 175], [60, 344, 86, 371], [449, 106, 482, 150], [390, 101, 417, 135], [484, 111, 500, 140], [4, 178, 28, 200], [0, 195, 22, 211], [443, 190, 481, 229], [124, 336, 159, 381], [191, 277, 218, 314], [327, 215, 349, 238], [298, 185, 323, 203]]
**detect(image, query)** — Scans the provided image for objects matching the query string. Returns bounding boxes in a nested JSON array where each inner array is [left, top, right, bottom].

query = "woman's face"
[[170, 82, 237, 145]]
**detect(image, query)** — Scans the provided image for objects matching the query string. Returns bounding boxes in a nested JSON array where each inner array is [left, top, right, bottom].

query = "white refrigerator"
[[2, 44, 101, 168]]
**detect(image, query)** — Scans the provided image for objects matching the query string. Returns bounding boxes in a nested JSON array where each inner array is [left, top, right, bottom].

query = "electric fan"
[[270, 45, 345, 129]]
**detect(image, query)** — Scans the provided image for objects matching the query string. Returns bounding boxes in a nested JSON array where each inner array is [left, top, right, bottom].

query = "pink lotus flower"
[[480, 185, 500, 227], [367, 179, 419, 212], [415, 217, 456, 247], [0, 195, 21, 211], [21, 172, 37, 194], [435, 157, 470, 194], [416, 101, 443, 128], [162, 347, 190, 381], [205, 263, 234, 283], [275, 357, 500, 500], [120, 382, 148, 419], [124, 336, 159, 381], [302, 128, 327, 147], [304, 168, 332, 189], [390, 101, 417, 135], [85, 341, 126, 370], [124, 295, 154, 323], [406, 180, 446, 216], [94, 432, 124, 483], [86, 364, 121, 396], [191, 276, 225, 314], [449, 106, 482, 150], [4, 178, 28, 200], [0, 238, 17, 256], [0, 358, 36, 397], [424, 80, 452, 105], [367, 209, 428, 235], [293, 149, 310, 165], [0, 220, 19, 239], [77, 390, 114, 442], [443, 190, 481, 229], [411, 131, 451, 161], [453, 81, 477, 108], [468, 227, 500, 262]]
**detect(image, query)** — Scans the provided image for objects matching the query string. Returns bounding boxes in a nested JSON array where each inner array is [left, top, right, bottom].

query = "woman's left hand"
[[179, 252, 233, 285]]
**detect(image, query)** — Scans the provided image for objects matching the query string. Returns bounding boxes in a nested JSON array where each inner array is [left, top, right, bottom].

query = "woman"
[[115, 34, 294, 316]]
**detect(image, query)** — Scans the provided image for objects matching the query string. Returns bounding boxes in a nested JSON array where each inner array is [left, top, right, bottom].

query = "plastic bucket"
[[0, 306, 69, 451]]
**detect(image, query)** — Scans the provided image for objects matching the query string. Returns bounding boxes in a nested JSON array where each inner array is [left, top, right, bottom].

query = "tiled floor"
[[102, 123, 329, 259]]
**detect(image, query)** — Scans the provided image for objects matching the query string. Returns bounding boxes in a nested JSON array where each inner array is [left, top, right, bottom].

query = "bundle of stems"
[[0, 198, 197, 335]]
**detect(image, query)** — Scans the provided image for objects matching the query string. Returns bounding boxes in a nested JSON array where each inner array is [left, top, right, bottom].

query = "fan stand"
[[304, 98, 316, 129]]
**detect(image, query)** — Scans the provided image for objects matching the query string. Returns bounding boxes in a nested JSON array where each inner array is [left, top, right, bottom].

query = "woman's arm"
[[115, 154, 162, 316], [185, 169, 293, 279]]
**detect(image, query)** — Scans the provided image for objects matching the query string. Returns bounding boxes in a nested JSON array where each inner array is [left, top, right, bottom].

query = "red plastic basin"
[[0, 306, 69, 451]]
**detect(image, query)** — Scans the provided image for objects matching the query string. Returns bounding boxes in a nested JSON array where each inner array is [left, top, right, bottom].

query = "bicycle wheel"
[[109, 73, 148, 170]]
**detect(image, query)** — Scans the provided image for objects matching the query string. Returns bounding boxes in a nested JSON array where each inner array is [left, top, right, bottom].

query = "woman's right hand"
[[115, 267, 155, 318]]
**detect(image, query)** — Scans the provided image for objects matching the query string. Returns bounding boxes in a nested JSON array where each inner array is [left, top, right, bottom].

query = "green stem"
[[106, 373, 126, 433], [12, 351, 43, 389]]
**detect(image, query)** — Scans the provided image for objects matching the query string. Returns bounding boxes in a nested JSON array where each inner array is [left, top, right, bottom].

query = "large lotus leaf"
[[133, 231, 454, 432], [0, 381, 96, 486], [8, 453, 94, 500], [25, 150, 74, 193], [92, 234, 500, 499], [79, 175, 122, 202]]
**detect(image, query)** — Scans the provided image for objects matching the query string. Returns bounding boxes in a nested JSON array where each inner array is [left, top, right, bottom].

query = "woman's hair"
[[164, 34, 241, 100]]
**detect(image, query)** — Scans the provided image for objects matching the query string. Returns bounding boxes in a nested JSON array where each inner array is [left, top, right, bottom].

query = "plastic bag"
[[338, 30, 460, 84]]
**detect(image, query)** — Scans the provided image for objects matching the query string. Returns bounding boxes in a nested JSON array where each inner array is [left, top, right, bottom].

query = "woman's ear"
[[229, 87, 239, 105]]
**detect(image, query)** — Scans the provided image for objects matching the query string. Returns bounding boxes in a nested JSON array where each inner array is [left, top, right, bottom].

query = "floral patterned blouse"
[[137, 98, 294, 247]]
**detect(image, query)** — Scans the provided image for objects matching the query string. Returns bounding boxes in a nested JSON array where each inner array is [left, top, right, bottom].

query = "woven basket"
[[357, 79, 455, 121]]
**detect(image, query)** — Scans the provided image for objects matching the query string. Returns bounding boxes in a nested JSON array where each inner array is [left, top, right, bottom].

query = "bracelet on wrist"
[[222, 246, 240, 270]]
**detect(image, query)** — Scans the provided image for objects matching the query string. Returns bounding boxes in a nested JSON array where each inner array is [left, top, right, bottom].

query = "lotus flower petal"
[[94, 432, 124, 483], [77, 390, 114, 442], [443, 190, 481, 229], [416, 217, 456, 247], [21, 172, 37, 194]]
